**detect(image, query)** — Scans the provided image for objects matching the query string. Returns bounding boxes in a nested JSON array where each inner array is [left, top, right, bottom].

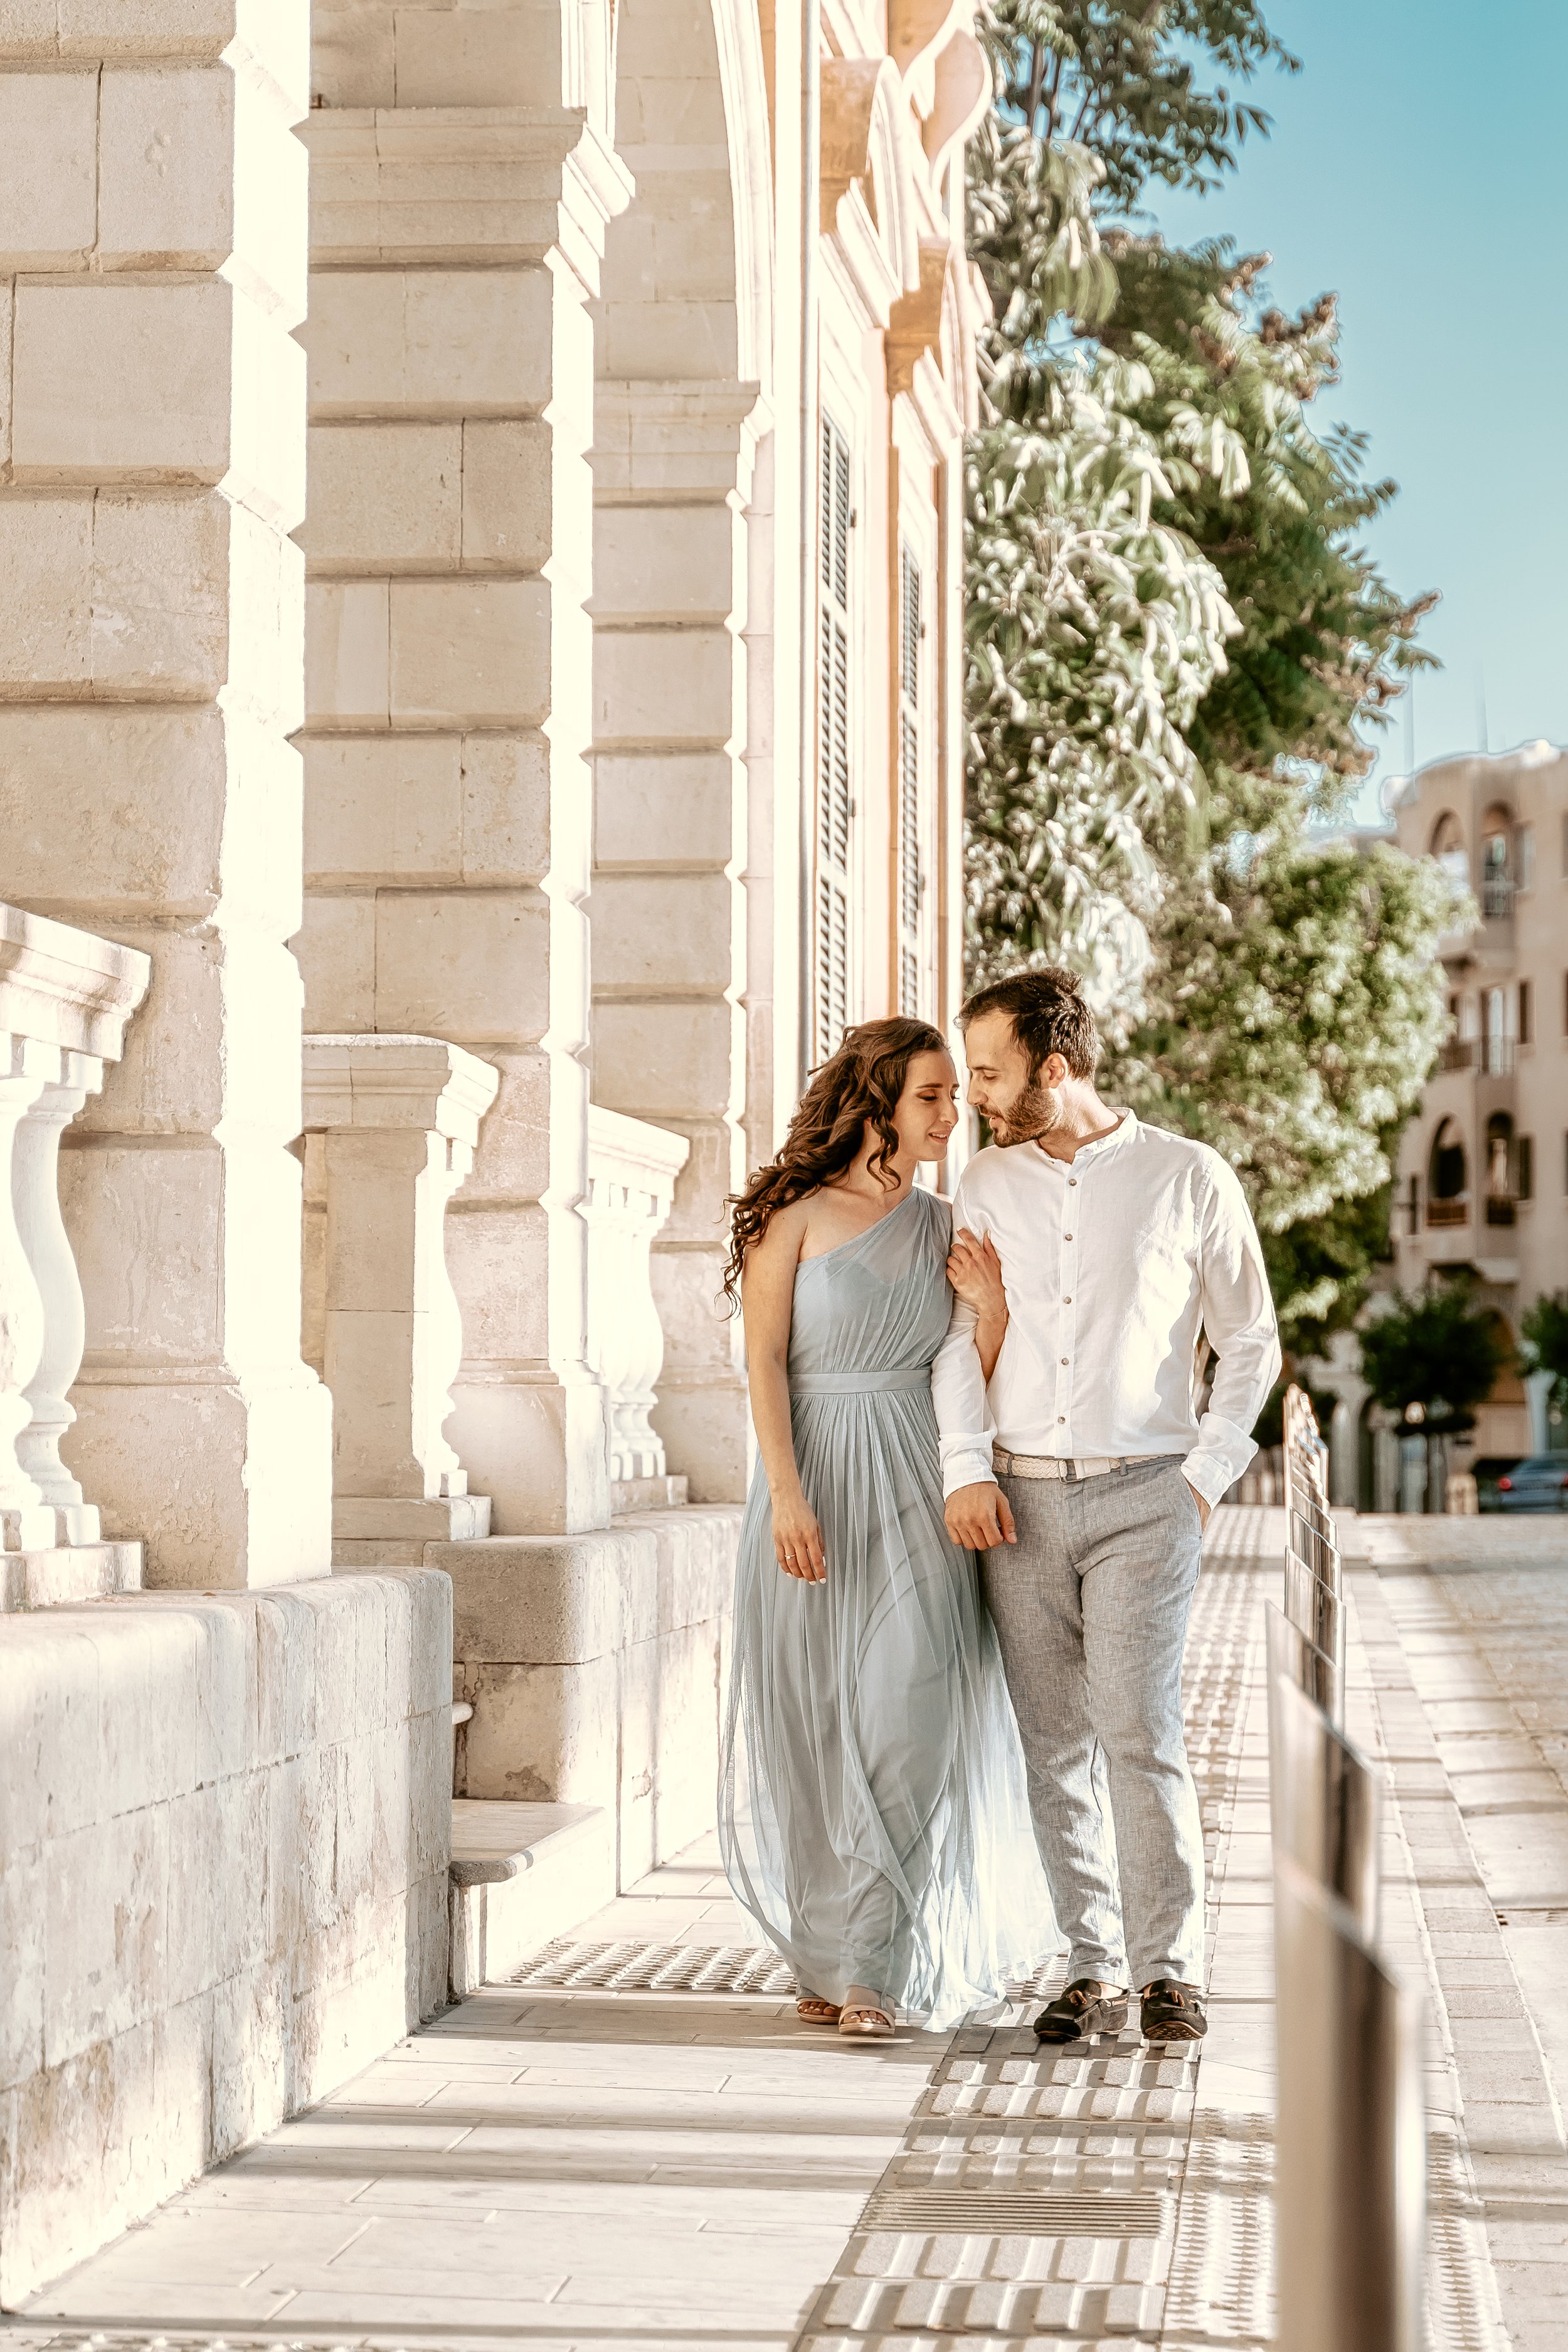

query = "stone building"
[[1310, 744, 1568, 1509], [1388, 745, 1568, 1464], [0, 0, 985, 2302]]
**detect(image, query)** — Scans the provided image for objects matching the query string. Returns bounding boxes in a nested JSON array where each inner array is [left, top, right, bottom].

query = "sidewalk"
[[4, 1508, 1564, 2350]]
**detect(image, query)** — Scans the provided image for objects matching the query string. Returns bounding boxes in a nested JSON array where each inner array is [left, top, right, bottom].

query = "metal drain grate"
[[857, 2186, 1167, 2237], [511, 1937, 798, 1994]]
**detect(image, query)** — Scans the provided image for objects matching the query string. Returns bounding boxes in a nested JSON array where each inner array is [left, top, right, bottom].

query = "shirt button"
[[1057, 1416, 1066, 1425], [1064, 1232, 1073, 1241], [1068, 1178, 1077, 1187], [1064, 1295, 1072, 1303], [1061, 1357, 1069, 1365]]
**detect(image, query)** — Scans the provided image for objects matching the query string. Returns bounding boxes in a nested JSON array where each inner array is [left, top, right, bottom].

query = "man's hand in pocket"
[[1182, 1478, 1212, 1530]]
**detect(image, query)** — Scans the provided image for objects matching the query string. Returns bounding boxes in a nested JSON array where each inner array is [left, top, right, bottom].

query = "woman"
[[718, 1017, 1050, 2036]]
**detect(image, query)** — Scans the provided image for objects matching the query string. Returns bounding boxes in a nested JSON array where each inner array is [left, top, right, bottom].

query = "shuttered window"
[[815, 415, 854, 1062], [897, 543, 924, 1016]]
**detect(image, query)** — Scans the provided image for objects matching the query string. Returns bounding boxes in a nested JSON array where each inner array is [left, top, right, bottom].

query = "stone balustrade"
[[0, 903, 149, 1609], [583, 1105, 691, 1502], [302, 1036, 500, 1565]]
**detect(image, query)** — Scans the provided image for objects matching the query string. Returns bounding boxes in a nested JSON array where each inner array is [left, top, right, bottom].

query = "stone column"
[[590, 389, 763, 1502], [299, 0, 631, 1534], [0, 6, 332, 1587]]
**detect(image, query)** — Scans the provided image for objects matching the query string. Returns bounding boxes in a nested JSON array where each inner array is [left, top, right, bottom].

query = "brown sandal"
[[838, 2003, 894, 2038], [796, 1996, 842, 2026]]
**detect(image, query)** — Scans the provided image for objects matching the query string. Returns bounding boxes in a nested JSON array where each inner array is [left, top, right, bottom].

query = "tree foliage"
[[963, 1, 1448, 1348], [1521, 1293, 1568, 1410], [1359, 1285, 1508, 1438]]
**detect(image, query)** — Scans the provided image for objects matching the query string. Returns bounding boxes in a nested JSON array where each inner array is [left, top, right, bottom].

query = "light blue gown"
[[719, 1186, 1053, 2027]]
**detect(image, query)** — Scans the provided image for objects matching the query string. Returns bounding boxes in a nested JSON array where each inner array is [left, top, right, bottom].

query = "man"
[[933, 968, 1279, 2047]]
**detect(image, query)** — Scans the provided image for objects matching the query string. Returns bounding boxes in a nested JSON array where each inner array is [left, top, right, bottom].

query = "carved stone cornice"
[[300, 107, 635, 285], [590, 379, 771, 501]]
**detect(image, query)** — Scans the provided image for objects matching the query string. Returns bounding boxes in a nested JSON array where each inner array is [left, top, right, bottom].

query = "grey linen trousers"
[[980, 1456, 1206, 1988]]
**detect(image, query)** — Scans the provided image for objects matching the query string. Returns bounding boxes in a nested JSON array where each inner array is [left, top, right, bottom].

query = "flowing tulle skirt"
[[719, 1380, 1053, 2028]]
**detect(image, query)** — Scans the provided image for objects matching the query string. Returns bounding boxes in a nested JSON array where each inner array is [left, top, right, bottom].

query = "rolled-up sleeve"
[[1184, 1157, 1281, 1507], [931, 1175, 997, 1498]]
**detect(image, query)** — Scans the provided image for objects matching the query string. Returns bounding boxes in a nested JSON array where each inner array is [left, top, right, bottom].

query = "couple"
[[717, 970, 1280, 2042]]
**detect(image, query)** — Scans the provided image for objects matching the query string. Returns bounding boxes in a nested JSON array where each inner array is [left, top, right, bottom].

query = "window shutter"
[[897, 544, 924, 1016], [815, 415, 854, 1062]]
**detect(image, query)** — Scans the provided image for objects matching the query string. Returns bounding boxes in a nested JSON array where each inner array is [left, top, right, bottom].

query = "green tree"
[[1521, 1293, 1568, 1424], [963, 1, 1448, 1324], [1360, 1281, 1507, 1508]]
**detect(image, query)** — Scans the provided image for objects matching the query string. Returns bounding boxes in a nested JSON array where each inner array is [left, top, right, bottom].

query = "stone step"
[[448, 1798, 617, 1998]]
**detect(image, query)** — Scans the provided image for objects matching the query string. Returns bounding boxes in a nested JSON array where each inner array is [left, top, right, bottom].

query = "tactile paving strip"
[[509, 1935, 797, 1993], [793, 1554, 1268, 2348]]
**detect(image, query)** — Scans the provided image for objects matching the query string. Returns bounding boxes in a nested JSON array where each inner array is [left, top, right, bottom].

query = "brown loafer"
[[1141, 1979, 1207, 2042], [1033, 1977, 1130, 2044]]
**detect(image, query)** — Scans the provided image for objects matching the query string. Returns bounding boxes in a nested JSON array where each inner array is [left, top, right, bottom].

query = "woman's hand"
[[948, 1226, 1009, 1381], [771, 1489, 827, 1582], [947, 1226, 1005, 1321]]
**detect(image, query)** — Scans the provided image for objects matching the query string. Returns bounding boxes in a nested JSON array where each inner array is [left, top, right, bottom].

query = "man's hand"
[[946, 1481, 1017, 1551], [1182, 1478, 1212, 1531]]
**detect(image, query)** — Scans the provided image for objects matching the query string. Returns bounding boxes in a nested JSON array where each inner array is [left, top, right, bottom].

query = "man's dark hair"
[[957, 967, 1100, 1080]]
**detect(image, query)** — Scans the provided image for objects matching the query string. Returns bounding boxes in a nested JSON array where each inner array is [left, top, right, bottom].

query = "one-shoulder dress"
[[718, 1185, 1052, 2027]]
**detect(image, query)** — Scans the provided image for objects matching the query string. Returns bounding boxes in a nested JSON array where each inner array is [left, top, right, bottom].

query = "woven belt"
[[993, 1446, 1165, 1481], [789, 1367, 930, 1396]]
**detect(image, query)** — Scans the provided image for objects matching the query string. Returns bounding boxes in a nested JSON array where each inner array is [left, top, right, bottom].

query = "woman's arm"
[[946, 1226, 1009, 1382], [741, 1207, 828, 1581]]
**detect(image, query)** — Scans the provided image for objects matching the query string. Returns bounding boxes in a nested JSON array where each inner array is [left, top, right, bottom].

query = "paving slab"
[[4, 1507, 1562, 2350]]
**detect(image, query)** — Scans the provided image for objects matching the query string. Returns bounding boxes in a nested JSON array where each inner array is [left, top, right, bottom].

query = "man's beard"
[[988, 1078, 1061, 1145]]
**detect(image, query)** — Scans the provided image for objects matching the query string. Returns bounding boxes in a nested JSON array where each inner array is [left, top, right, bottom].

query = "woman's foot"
[[838, 1983, 895, 2037], [795, 1996, 842, 2026]]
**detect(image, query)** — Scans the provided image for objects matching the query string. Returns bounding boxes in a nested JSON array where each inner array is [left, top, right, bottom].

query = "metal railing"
[[1485, 1194, 1516, 1227], [1425, 1197, 1468, 1229], [1481, 876, 1514, 918], [1434, 1038, 1475, 1073], [1273, 1386, 1426, 2352]]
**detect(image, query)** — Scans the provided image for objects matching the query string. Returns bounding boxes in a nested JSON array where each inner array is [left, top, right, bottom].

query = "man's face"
[[961, 1011, 1062, 1145]]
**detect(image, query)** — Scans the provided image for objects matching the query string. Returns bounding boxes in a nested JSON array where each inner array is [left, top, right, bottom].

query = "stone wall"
[[0, 1568, 452, 2307], [440, 1508, 739, 1888]]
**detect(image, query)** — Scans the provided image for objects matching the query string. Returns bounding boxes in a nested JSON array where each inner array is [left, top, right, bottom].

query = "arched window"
[[1426, 1118, 1468, 1227], [1429, 811, 1469, 893], [1480, 805, 1514, 915], [1485, 1113, 1516, 1224]]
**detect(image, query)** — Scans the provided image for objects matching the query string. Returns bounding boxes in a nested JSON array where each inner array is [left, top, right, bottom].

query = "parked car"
[[1492, 1456, 1568, 1513]]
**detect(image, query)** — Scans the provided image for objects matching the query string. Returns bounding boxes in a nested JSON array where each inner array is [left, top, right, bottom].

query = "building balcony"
[[1427, 1199, 1469, 1229], [1480, 1038, 1517, 1076], [1481, 877, 1515, 918], [1485, 1195, 1517, 1227], [1436, 1039, 1475, 1073]]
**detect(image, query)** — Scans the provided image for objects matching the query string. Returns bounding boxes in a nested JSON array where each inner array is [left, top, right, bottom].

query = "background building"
[[1388, 744, 1568, 1466], [0, 0, 985, 2301]]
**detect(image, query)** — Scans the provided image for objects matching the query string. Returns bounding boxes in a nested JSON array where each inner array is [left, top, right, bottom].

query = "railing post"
[[1272, 1384, 1427, 2352], [583, 1106, 691, 1499], [303, 1036, 500, 1564], [0, 904, 150, 1594]]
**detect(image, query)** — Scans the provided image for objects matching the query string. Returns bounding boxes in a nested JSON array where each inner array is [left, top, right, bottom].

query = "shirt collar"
[[1032, 1108, 1137, 1170]]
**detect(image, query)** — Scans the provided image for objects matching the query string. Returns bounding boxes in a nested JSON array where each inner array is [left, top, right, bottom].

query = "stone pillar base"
[[1, 1540, 140, 1613], [334, 1493, 492, 1568], [436, 1505, 740, 1888]]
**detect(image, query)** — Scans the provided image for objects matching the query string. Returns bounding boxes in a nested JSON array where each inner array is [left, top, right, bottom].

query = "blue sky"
[[1143, 0, 1568, 822]]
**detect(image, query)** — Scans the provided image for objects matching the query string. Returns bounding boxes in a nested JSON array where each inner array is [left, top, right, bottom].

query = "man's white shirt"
[[932, 1111, 1281, 1509]]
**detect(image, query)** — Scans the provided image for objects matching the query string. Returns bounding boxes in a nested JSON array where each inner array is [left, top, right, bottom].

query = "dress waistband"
[[788, 1367, 931, 1396]]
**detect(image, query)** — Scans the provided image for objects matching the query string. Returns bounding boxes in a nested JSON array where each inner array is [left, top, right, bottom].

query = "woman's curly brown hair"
[[721, 1017, 948, 1308]]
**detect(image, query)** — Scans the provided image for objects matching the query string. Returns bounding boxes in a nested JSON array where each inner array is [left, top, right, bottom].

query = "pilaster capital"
[[0, 903, 150, 1068], [301, 107, 635, 288], [591, 380, 771, 502], [303, 1034, 501, 1150]]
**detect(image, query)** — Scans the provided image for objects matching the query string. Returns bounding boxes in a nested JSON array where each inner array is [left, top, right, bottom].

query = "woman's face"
[[893, 1049, 960, 1163]]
